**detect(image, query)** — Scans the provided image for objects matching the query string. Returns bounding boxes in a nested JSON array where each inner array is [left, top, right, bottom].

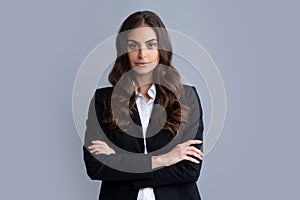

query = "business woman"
[[83, 11, 204, 200]]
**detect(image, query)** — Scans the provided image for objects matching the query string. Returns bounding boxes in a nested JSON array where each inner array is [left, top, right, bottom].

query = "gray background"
[[1, 0, 299, 199]]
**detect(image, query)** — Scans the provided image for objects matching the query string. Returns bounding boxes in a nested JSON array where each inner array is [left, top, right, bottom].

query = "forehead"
[[127, 26, 157, 42]]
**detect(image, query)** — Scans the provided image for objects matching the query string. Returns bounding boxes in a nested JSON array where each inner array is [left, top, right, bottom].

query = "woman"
[[83, 10, 204, 200]]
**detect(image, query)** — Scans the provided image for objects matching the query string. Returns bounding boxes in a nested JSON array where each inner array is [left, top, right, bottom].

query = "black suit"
[[83, 85, 204, 200]]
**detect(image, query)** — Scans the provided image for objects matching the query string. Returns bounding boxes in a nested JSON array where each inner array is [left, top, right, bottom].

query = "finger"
[[187, 140, 202, 145], [188, 146, 203, 156], [94, 149, 112, 155], [88, 144, 104, 150], [186, 150, 202, 160], [199, 150, 203, 157], [91, 141, 112, 150], [92, 141, 110, 149], [95, 151, 111, 155], [187, 147, 203, 160], [192, 140, 202, 144], [88, 145, 97, 149], [89, 149, 96, 153], [89, 147, 100, 153], [91, 140, 106, 145], [92, 150, 106, 154], [89, 147, 103, 153], [183, 155, 200, 164]]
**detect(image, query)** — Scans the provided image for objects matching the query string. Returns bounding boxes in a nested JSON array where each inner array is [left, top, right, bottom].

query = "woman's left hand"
[[88, 140, 116, 155]]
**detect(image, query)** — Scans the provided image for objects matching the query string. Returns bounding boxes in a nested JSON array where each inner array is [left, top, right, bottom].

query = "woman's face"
[[127, 24, 160, 75]]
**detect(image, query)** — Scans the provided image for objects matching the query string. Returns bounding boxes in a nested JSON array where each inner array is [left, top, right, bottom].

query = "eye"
[[146, 42, 158, 49], [127, 42, 138, 50]]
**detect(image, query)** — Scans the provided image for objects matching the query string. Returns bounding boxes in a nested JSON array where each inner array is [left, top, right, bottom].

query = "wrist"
[[151, 155, 165, 169]]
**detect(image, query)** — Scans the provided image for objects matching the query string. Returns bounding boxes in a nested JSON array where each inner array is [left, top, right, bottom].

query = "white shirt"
[[136, 84, 156, 200]]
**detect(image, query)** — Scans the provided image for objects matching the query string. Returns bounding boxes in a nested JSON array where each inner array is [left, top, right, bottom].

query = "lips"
[[135, 62, 151, 67]]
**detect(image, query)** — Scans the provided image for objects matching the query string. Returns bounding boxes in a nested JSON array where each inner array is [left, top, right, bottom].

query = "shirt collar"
[[147, 83, 156, 100], [132, 81, 156, 100]]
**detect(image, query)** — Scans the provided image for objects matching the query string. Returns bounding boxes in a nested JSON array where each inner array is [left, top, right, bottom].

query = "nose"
[[138, 47, 147, 59]]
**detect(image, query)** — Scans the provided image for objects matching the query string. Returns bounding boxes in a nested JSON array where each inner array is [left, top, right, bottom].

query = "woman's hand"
[[152, 140, 203, 169], [88, 140, 116, 155]]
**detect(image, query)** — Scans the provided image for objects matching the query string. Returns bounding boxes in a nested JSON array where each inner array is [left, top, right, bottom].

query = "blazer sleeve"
[[83, 88, 153, 181], [132, 86, 204, 188]]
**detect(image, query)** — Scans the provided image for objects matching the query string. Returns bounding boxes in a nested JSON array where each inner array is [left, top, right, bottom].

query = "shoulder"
[[95, 87, 113, 98], [182, 84, 195, 92], [182, 84, 201, 106], [93, 87, 114, 107], [182, 84, 198, 98]]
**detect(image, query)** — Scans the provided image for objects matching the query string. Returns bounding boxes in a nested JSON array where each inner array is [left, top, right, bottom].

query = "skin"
[[88, 23, 203, 169], [127, 23, 160, 102]]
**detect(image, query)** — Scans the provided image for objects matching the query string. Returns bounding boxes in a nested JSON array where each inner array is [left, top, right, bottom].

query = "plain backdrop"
[[1, 0, 299, 199]]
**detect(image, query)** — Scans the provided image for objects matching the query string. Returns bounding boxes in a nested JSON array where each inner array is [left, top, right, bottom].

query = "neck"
[[138, 83, 152, 95], [135, 73, 152, 87], [134, 74, 153, 98]]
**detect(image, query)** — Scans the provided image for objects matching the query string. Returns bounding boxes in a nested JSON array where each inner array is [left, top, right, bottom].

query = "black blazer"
[[83, 85, 204, 200]]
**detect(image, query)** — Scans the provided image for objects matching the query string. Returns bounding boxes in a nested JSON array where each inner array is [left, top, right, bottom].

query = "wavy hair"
[[102, 11, 190, 137]]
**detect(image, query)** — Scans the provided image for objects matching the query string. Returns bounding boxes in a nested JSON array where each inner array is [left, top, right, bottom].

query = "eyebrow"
[[127, 39, 158, 43]]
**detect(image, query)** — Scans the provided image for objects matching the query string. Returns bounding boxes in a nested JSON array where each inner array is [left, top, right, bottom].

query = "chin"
[[134, 68, 155, 75], [132, 66, 156, 75]]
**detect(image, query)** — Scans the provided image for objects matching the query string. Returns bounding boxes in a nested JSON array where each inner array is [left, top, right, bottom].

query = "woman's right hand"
[[152, 140, 203, 169], [88, 140, 116, 155]]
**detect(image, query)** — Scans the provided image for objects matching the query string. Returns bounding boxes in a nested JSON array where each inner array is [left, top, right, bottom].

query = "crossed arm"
[[83, 86, 203, 187], [88, 139, 203, 169]]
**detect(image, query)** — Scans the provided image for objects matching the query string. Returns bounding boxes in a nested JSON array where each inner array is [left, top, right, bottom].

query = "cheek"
[[127, 52, 136, 63], [155, 52, 160, 63], [151, 50, 160, 63]]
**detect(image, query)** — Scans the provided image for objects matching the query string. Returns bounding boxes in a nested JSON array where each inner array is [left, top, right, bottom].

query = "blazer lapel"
[[131, 103, 142, 126], [128, 103, 144, 152]]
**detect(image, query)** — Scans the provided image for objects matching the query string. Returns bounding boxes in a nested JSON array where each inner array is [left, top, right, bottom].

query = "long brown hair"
[[102, 11, 190, 137]]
